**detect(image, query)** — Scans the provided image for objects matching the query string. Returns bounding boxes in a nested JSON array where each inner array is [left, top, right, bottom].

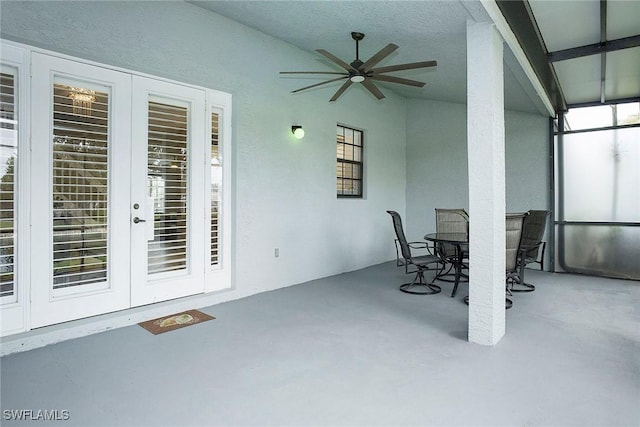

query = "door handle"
[[133, 216, 146, 224]]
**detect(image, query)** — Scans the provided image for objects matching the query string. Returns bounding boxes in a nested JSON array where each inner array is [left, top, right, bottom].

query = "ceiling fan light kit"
[[280, 31, 437, 102]]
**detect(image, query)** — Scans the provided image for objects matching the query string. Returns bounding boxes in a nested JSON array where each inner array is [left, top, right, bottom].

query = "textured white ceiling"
[[189, 0, 547, 114]]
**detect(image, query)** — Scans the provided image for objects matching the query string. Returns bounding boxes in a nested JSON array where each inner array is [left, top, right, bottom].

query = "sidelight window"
[[0, 69, 17, 301]]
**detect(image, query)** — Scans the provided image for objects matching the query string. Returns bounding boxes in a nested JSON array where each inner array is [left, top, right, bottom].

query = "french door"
[[30, 54, 208, 327], [130, 76, 206, 306]]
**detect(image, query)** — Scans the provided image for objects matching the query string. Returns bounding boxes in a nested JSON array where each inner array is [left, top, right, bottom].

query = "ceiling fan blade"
[[369, 74, 425, 88], [370, 60, 438, 74], [361, 79, 385, 100], [329, 80, 353, 102], [361, 43, 399, 71], [316, 49, 356, 72], [291, 76, 348, 94], [280, 71, 348, 75]]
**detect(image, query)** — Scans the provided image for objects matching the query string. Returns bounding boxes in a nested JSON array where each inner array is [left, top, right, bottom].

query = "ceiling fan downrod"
[[350, 32, 365, 70]]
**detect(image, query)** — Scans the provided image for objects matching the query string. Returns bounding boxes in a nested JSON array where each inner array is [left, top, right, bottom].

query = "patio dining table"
[[424, 232, 469, 298]]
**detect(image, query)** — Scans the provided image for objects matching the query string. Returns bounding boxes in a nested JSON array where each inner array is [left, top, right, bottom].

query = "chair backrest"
[[435, 208, 469, 257], [435, 208, 469, 234], [387, 210, 412, 262], [506, 213, 527, 272], [521, 210, 550, 260]]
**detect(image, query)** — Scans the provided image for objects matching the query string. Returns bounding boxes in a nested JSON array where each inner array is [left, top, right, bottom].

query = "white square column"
[[466, 21, 506, 345]]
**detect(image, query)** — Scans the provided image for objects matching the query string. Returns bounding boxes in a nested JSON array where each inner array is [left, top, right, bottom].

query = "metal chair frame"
[[387, 210, 443, 295], [434, 208, 469, 296], [513, 210, 550, 292], [505, 212, 528, 307], [464, 212, 527, 310]]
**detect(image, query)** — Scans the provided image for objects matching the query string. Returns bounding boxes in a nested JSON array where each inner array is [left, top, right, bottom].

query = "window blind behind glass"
[[147, 101, 188, 275], [211, 112, 221, 267], [0, 71, 17, 299], [52, 83, 109, 289]]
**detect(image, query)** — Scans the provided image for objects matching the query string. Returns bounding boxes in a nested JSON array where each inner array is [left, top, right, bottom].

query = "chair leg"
[[511, 254, 535, 293], [432, 256, 468, 297], [394, 239, 404, 267], [539, 242, 546, 271], [451, 258, 463, 297], [400, 267, 441, 295], [451, 282, 459, 298]]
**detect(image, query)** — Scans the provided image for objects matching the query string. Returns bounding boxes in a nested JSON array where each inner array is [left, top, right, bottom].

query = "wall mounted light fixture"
[[291, 125, 305, 139]]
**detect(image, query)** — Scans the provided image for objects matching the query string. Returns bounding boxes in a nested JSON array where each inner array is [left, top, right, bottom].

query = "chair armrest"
[[408, 241, 427, 249], [409, 241, 437, 256]]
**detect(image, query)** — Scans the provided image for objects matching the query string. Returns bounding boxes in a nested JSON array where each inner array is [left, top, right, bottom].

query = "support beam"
[[600, 0, 607, 104], [495, 0, 566, 113], [466, 21, 506, 346], [548, 35, 640, 62]]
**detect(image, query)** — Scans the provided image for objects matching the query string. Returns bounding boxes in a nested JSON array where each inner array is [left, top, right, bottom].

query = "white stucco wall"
[[0, 1, 406, 301], [405, 99, 468, 240], [405, 98, 551, 267]]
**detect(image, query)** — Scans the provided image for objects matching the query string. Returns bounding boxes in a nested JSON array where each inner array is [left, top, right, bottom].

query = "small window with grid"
[[336, 124, 363, 198]]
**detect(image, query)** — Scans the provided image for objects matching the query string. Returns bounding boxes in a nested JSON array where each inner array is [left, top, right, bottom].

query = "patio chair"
[[513, 209, 550, 292], [435, 208, 469, 297], [387, 210, 443, 295], [464, 212, 527, 309], [505, 212, 528, 307]]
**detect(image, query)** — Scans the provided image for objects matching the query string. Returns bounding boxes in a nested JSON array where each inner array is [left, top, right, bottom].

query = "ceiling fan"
[[280, 32, 437, 102]]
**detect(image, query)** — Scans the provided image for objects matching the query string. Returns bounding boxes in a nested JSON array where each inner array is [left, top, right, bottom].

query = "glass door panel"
[[147, 101, 189, 276], [30, 53, 132, 328], [52, 83, 110, 293]]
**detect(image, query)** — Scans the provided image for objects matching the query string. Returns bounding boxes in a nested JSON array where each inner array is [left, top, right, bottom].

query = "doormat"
[[138, 310, 215, 335]]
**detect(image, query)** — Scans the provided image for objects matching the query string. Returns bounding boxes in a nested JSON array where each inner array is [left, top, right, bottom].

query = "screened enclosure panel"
[[561, 127, 640, 223], [556, 224, 640, 280]]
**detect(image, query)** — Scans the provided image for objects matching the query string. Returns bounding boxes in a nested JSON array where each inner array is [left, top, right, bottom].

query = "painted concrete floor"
[[1, 262, 639, 427]]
